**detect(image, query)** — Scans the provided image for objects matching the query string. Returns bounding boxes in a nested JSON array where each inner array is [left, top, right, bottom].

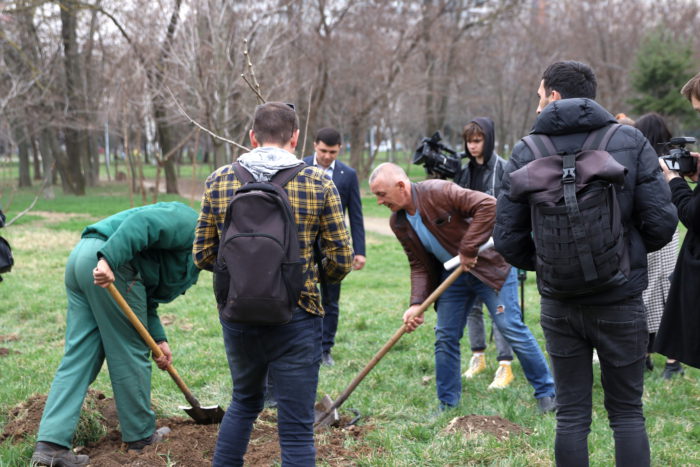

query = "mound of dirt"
[[1, 391, 119, 443], [443, 415, 530, 440], [2, 392, 376, 466]]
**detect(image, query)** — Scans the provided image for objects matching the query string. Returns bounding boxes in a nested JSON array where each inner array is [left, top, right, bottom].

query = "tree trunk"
[[211, 138, 226, 169], [15, 3, 53, 195], [349, 119, 368, 179], [147, 0, 183, 195], [30, 128, 42, 181], [84, 2, 101, 186], [59, 0, 87, 195], [14, 123, 32, 188], [38, 128, 56, 199]]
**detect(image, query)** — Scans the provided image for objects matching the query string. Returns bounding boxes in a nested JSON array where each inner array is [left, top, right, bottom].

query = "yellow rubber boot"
[[488, 362, 514, 389], [463, 353, 486, 378]]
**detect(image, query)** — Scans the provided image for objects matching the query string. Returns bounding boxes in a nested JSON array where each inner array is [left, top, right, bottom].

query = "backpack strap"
[[581, 123, 622, 151], [561, 152, 598, 282], [522, 134, 559, 159], [270, 162, 307, 187], [231, 162, 254, 184]]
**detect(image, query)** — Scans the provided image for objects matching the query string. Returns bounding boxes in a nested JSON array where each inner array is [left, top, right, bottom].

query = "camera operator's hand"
[[659, 157, 681, 182], [690, 152, 700, 182], [659, 152, 700, 182]]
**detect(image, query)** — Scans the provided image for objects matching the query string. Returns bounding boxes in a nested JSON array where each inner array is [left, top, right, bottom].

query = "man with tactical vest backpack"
[[193, 101, 353, 466], [494, 61, 678, 466]]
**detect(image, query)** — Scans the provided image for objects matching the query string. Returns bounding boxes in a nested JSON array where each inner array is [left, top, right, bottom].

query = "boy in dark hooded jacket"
[[454, 118, 515, 389]]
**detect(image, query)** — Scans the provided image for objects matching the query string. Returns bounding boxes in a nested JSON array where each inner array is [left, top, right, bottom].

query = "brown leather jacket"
[[390, 179, 511, 305]]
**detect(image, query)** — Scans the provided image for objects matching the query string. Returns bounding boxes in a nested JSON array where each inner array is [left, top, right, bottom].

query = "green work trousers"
[[37, 237, 155, 447]]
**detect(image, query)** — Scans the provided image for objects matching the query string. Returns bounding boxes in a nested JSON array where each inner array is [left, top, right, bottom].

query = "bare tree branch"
[[5, 162, 55, 227], [165, 84, 250, 152]]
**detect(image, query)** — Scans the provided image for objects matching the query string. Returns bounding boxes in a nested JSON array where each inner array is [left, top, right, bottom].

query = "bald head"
[[369, 163, 414, 213], [369, 163, 410, 185]]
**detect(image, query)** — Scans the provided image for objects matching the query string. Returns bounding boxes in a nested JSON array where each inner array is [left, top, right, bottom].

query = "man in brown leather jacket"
[[369, 163, 555, 412]]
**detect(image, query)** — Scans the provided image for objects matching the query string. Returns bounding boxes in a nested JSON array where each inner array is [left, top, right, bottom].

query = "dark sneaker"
[[537, 396, 557, 414], [31, 441, 89, 466], [662, 361, 684, 380], [321, 351, 335, 366], [127, 426, 171, 451]]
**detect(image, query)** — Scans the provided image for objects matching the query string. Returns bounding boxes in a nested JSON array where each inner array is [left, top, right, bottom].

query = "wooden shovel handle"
[[320, 266, 464, 419], [106, 283, 201, 408]]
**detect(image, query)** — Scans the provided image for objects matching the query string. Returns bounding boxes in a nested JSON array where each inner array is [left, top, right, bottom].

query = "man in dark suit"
[[304, 127, 366, 365]]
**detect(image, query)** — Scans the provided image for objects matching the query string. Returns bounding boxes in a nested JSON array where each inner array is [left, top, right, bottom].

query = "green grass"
[[1, 181, 699, 466]]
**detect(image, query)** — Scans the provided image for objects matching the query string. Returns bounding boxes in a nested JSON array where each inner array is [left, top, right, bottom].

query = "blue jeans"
[[540, 297, 649, 467], [320, 282, 341, 353], [466, 300, 513, 361], [435, 268, 555, 407], [213, 308, 322, 467]]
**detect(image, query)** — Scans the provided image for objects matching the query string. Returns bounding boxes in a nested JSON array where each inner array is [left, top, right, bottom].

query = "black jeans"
[[540, 297, 650, 467]]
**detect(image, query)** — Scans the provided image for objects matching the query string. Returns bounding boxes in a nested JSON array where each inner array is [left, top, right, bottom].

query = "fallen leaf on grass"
[[161, 315, 176, 326], [0, 334, 19, 342]]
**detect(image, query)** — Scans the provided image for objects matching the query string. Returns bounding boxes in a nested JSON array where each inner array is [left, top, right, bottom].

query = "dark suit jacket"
[[304, 156, 365, 256]]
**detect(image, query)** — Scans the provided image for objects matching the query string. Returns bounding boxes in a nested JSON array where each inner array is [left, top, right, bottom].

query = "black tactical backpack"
[[214, 162, 306, 325], [510, 124, 630, 298], [0, 209, 12, 282]]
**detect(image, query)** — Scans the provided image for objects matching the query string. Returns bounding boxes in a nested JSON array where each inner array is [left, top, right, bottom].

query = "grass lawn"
[[0, 181, 699, 465]]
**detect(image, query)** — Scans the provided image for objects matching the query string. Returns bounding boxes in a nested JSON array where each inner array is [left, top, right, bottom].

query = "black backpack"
[[509, 124, 630, 299], [213, 162, 306, 325], [0, 236, 13, 282], [0, 209, 11, 282]]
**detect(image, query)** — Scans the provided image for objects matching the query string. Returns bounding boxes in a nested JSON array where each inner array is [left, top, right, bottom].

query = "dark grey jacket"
[[494, 98, 678, 304]]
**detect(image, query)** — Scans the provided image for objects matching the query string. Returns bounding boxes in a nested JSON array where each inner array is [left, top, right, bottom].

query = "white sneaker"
[[463, 354, 486, 378]]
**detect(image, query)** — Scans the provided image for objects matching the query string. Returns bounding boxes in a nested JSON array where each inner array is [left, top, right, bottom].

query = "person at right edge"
[[655, 71, 700, 374], [633, 113, 682, 378], [494, 61, 677, 466]]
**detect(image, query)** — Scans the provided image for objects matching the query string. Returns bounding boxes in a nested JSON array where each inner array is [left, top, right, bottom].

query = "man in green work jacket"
[[31, 202, 200, 467]]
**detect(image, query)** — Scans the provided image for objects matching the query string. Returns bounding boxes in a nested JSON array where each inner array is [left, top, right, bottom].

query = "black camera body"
[[412, 131, 464, 179], [661, 137, 696, 176]]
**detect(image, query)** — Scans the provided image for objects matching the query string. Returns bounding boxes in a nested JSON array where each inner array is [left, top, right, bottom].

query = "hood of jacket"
[[237, 146, 304, 181], [533, 98, 617, 136], [465, 117, 496, 165]]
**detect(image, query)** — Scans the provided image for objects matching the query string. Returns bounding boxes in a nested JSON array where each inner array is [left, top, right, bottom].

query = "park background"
[[1, 0, 700, 465]]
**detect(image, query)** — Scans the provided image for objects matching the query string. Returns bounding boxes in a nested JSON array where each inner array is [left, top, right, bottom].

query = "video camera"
[[661, 137, 697, 177], [412, 131, 464, 179]]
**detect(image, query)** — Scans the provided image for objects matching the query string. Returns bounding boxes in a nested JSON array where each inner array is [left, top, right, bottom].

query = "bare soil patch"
[[2, 391, 376, 466], [443, 415, 531, 440]]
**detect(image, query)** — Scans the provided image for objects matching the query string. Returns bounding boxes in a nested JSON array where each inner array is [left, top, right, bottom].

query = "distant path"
[[363, 216, 392, 236]]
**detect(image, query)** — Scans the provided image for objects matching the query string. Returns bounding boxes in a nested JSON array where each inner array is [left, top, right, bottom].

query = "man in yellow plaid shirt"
[[194, 102, 352, 466]]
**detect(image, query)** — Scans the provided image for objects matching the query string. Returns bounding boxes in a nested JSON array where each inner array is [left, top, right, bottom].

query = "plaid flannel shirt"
[[193, 163, 353, 316]]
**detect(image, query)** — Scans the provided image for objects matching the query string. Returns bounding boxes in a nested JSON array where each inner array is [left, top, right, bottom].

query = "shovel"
[[107, 283, 225, 425], [315, 238, 494, 428]]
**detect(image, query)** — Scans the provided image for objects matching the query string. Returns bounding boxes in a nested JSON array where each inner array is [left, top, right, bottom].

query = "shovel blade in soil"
[[314, 395, 340, 428], [180, 405, 225, 425]]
